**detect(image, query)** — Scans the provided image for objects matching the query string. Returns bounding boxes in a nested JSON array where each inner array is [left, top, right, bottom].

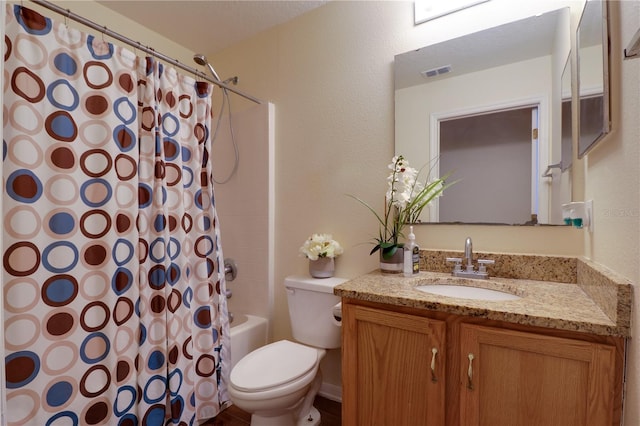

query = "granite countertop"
[[334, 270, 630, 337]]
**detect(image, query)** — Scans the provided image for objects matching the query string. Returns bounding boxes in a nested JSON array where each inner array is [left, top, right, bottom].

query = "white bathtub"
[[229, 313, 269, 368]]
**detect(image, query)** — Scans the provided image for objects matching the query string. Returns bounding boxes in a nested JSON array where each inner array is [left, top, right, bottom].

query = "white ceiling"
[[97, 0, 328, 55]]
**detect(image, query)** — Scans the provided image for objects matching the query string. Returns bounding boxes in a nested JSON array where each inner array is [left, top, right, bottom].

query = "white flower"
[[387, 163, 421, 209], [348, 155, 455, 260], [299, 233, 344, 260]]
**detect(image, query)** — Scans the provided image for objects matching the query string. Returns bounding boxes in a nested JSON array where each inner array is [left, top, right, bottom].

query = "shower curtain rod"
[[29, 0, 263, 104]]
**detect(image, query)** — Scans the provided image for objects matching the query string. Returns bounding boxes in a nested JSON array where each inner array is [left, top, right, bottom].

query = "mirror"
[[577, 0, 610, 157], [395, 7, 573, 225], [561, 54, 572, 171]]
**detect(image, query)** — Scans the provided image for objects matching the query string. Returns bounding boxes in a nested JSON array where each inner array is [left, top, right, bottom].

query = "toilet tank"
[[285, 275, 347, 349]]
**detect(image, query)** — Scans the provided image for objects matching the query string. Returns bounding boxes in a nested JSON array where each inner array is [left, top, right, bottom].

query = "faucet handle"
[[446, 257, 463, 272], [477, 259, 495, 273]]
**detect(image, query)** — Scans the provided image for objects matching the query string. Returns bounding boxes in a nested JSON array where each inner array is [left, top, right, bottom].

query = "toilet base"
[[297, 406, 320, 426], [250, 406, 321, 426]]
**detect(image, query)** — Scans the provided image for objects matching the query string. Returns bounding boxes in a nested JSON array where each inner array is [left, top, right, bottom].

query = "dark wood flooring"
[[201, 396, 341, 426]]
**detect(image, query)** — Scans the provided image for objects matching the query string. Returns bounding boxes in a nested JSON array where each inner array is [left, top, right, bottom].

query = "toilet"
[[227, 275, 346, 426]]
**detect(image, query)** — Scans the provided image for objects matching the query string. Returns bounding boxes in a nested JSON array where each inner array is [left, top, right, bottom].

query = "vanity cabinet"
[[459, 324, 617, 426], [342, 304, 446, 426], [341, 300, 623, 426]]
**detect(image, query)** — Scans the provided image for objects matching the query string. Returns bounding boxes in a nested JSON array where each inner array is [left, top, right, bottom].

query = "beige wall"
[[583, 2, 640, 423], [23, 1, 197, 67], [210, 0, 639, 419], [209, 0, 588, 399]]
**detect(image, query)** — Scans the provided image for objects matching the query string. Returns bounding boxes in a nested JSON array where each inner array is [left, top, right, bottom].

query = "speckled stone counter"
[[334, 256, 632, 337], [419, 249, 577, 283]]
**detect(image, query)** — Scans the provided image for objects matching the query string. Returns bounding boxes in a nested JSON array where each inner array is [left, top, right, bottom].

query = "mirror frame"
[[577, 0, 611, 158], [560, 54, 573, 171]]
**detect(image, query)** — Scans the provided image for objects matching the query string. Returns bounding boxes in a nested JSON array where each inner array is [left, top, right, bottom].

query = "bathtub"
[[229, 314, 269, 368]]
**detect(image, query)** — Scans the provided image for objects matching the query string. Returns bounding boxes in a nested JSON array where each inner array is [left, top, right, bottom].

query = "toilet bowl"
[[228, 340, 326, 425], [227, 276, 346, 426]]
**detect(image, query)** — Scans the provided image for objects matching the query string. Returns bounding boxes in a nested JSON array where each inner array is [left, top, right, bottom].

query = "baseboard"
[[318, 382, 342, 402]]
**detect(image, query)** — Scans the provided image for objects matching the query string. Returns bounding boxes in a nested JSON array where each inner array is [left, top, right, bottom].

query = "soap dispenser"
[[403, 226, 420, 276]]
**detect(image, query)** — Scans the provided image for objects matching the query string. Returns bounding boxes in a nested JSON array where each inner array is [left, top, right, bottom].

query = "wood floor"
[[201, 396, 341, 426]]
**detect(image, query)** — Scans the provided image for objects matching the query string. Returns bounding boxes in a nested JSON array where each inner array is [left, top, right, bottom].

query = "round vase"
[[379, 249, 404, 274], [309, 257, 335, 278]]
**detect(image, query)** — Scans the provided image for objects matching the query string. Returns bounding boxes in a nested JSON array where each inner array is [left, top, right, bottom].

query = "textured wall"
[[582, 2, 640, 424], [208, 0, 589, 397]]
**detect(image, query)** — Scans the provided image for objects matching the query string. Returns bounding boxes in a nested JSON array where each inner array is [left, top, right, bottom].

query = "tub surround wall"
[[214, 103, 274, 325]]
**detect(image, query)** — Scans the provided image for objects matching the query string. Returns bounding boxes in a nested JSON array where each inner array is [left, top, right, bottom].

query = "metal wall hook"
[[222, 76, 239, 85], [542, 162, 562, 178]]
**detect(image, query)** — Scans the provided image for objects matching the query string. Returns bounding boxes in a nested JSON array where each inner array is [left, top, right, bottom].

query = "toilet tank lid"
[[284, 275, 348, 293]]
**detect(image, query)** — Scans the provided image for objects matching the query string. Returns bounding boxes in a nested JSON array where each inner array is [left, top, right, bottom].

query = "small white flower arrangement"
[[299, 233, 344, 261]]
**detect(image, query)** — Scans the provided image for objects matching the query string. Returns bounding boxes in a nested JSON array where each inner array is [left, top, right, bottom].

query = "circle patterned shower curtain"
[[2, 5, 231, 425]]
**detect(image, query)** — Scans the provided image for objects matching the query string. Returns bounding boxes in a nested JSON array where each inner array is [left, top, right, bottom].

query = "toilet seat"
[[230, 340, 319, 392]]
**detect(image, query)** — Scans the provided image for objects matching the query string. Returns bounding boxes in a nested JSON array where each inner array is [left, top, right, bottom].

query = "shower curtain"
[[2, 5, 231, 425]]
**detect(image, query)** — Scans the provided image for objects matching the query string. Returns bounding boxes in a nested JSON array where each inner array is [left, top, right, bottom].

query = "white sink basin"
[[415, 284, 521, 301]]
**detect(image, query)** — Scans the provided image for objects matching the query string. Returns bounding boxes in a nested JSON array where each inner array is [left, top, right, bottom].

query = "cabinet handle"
[[430, 347, 438, 383], [467, 353, 475, 390]]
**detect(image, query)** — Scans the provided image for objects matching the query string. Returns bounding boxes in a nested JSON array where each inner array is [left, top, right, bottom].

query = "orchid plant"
[[350, 155, 455, 259], [299, 233, 344, 261]]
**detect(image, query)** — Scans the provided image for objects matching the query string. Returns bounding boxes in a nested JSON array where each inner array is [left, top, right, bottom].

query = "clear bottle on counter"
[[403, 226, 420, 276]]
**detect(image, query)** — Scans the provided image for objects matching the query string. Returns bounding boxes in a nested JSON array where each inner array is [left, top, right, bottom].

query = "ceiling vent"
[[421, 65, 452, 79]]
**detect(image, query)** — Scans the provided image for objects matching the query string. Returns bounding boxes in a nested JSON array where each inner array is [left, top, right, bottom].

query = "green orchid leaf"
[[381, 244, 399, 259], [349, 155, 457, 259]]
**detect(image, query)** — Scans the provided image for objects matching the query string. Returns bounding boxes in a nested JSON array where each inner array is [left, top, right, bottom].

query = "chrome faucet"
[[464, 237, 473, 272], [447, 237, 495, 279]]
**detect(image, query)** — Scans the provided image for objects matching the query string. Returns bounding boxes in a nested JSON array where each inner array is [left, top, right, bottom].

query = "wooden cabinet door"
[[342, 304, 446, 426], [459, 324, 616, 426]]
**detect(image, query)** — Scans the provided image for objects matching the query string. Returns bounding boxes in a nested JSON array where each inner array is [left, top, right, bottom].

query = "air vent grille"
[[421, 65, 452, 79]]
